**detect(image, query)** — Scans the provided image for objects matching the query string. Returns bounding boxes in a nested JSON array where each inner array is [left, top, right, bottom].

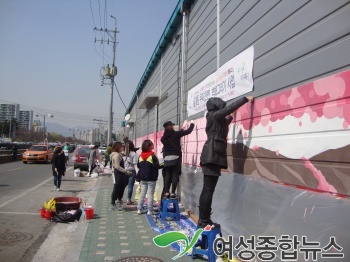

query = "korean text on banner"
[[187, 46, 254, 117]]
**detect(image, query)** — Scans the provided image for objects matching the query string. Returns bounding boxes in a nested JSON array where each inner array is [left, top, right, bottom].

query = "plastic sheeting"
[[180, 165, 350, 261]]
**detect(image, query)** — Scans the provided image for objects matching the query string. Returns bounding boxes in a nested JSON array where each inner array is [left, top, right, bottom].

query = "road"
[[0, 159, 94, 262]]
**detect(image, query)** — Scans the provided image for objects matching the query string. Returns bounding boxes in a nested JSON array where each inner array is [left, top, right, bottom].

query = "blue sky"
[[0, 0, 178, 131]]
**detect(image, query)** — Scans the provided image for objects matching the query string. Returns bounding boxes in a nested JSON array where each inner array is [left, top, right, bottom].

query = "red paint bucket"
[[84, 206, 94, 220], [40, 208, 46, 218], [45, 209, 53, 220]]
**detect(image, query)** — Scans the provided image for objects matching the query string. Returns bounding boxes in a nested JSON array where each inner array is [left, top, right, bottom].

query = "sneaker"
[[56, 188, 60, 192], [126, 200, 135, 205], [109, 204, 116, 211], [197, 219, 221, 228], [137, 209, 147, 215], [54, 186, 57, 191], [116, 201, 123, 211], [163, 193, 170, 199], [147, 210, 156, 215], [170, 193, 177, 199]]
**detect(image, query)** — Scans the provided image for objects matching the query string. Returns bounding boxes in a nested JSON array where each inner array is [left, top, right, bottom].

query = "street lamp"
[[36, 113, 53, 144]]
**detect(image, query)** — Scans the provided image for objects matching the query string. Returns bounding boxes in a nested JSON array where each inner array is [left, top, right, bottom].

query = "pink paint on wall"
[[235, 70, 350, 130], [301, 157, 337, 193], [135, 70, 350, 194], [252, 145, 260, 151]]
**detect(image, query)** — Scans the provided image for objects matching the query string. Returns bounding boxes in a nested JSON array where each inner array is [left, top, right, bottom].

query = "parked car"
[[73, 145, 100, 171], [99, 146, 106, 155], [22, 144, 54, 164]]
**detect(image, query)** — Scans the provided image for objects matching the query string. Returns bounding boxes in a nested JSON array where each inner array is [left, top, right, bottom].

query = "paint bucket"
[[54, 197, 82, 209], [40, 208, 46, 218], [74, 169, 80, 177], [84, 206, 94, 220], [45, 209, 54, 220]]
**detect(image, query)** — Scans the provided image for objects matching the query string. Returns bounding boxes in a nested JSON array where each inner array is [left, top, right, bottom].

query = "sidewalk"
[[35, 173, 198, 262]]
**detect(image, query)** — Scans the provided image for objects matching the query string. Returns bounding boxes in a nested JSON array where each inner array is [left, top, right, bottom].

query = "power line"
[[93, 16, 118, 144], [97, 0, 106, 66], [88, 0, 96, 28], [94, 42, 105, 60], [104, 0, 108, 29], [99, 42, 112, 61], [0, 99, 124, 129], [114, 82, 127, 110], [98, 0, 102, 29], [89, 0, 111, 65], [0, 99, 119, 124]]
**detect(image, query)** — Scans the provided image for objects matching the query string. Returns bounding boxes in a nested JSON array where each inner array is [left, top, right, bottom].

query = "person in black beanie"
[[161, 120, 195, 198], [198, 95, 253, 228], [51, 146, 66, 192]]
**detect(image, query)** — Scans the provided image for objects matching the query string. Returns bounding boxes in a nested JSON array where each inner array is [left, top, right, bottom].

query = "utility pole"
[[94, 16, 118, 145]]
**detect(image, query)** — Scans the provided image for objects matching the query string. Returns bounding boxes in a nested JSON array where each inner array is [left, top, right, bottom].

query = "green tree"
[[0, 118, 18, 138]]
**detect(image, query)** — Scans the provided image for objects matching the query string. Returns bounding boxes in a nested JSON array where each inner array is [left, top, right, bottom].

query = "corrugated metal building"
[[125, 1, 350, 260]]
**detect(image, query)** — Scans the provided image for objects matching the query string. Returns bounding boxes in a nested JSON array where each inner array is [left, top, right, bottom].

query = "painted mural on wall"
[[181, 69, 350, 196], [135, 70, 350, 196]]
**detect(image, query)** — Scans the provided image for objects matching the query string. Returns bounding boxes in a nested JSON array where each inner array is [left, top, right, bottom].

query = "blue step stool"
[[191, 227, 222, 262], [160, 198, 180, 221]]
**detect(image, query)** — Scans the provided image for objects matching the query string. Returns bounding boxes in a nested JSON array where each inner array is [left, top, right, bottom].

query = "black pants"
[[163, 163, 181, 194], [89, 163, 96, 175], [104, 156, 111, 168], [111, 171, 127, 204], [199, 174, 219, 220]]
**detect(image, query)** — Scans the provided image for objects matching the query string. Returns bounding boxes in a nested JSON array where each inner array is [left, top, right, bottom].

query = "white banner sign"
[[187, 46, 254, 117]]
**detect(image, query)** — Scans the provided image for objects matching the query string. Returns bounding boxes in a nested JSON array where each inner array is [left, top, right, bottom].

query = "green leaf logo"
[[153, 228, 205, 260]]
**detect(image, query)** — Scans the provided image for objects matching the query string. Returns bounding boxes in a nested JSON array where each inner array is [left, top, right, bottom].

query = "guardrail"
[[0, 149, 26, 164]]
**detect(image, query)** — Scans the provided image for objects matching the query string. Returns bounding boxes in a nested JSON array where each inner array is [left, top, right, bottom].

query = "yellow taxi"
[[22, 144, 54, 164]]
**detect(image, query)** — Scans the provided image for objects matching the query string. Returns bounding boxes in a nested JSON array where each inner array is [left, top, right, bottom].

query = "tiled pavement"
[[78, 174, 195, 262]]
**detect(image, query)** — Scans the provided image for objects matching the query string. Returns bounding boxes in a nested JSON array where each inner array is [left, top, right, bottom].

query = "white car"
[[99, 146, 106, 155]]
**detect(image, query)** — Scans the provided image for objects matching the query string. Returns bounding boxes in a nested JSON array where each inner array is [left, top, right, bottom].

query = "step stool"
[[191, 227, 222, 262], [160, 198, 180, 221]]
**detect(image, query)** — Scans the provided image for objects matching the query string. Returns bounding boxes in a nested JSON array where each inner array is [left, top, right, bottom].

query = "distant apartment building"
[[0, 104, 34, 131], [0, 103, 19, 122], [18, 110, 33, 130]]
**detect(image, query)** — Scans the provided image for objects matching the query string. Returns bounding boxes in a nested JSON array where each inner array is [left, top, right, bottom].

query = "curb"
[[62, 176, 102, 262]]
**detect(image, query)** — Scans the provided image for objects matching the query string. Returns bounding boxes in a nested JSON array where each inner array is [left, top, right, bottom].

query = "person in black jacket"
[[198, 95, 253, 228], [51, 146, 66, 192], [136, 140, 162, 215], [161, 120, 195, 198]]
